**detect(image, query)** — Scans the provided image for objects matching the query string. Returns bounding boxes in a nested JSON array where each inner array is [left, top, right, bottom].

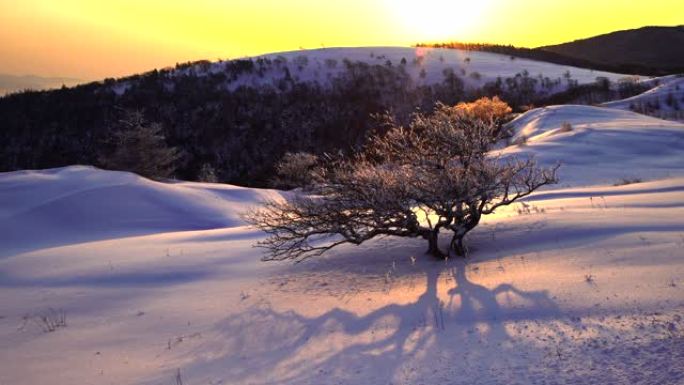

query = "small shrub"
[[513, 135, 528, 146], [453, 96, 513, 136], [559, 122, 573, 132], [272, 152, 319, 189], [324, 58, 338, 69], [666, 92, 675, 107], [99, 111, 181, 180], [33, 308, 67, 333], [198, 163, 218, 183], [293, 55, 309, 71], [175, 368, 184, 385], [595, 76, 611, 91], [614, 177, 643, 186]]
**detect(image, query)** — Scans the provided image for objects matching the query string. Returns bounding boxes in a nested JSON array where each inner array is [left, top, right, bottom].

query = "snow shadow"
[[166, 257, 567, 384], [0, 269, 211, 288], [521, 183, 684, 203]]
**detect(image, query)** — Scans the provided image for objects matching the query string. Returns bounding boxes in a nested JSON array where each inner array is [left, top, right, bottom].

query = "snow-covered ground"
[[1, 106, 684, 384], [255, 47, 628, 88], [162, 47, 630, 94], [602, 75, 684, 122], [504, 105, 684, 186]]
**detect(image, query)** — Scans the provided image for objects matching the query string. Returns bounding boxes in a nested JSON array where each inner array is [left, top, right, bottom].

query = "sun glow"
[[0, 0, 682, 79], [387, 0, 493, 42]]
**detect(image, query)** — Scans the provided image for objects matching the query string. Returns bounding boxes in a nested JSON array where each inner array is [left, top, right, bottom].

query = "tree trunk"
[[425, 231, 445, 259], [450, 216, 479, 257], [452, 235, 467, 257]]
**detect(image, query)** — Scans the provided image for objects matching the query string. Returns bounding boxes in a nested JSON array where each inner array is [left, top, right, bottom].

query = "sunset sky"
[[0, 0, 681, 80]]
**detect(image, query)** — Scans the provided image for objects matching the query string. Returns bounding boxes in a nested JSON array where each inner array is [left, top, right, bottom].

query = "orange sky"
[[0, 0, 681, 79]]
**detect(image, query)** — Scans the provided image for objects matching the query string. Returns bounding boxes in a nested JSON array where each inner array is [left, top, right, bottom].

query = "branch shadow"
[[165, 256, 567, 385]]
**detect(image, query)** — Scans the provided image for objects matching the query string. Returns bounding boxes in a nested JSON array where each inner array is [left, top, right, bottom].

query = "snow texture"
[[503, 105, 684, 187], [152, 47, 631, 94], [602, 75, 684, 121], [1, 96, 684, 384]]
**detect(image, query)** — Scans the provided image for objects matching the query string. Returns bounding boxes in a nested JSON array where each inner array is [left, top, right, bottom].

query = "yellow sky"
[[0, 0, 681, 79]]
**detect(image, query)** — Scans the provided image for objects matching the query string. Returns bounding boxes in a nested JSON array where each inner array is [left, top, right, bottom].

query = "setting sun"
[[387, 0, 493, 41]]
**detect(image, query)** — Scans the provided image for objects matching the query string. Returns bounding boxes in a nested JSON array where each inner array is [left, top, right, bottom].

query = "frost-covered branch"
[[245, 100, 558, 261]]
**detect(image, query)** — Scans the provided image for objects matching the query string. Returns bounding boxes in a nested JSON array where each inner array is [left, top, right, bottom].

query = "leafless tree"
[[99, 110, 180, 180], [271, 151, 319, 189], [246, 104, 557, 261]]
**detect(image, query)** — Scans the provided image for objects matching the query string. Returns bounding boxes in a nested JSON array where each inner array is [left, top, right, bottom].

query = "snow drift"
[[503, 105, 684, 186], [0, 166, 279, 256], [602, 75, 684, 121]]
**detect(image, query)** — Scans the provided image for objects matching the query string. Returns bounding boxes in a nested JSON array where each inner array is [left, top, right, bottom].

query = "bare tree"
[[271, 151, 319, 189], [198, 163, 219, 183], [246, 104, 557, 261], [99, 110, 180, 180]]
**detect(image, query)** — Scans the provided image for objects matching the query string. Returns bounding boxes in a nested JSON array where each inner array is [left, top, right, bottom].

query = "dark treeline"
[[0, 59, 465, 186], [0, 56, 629, 187], [536, 76, 651, 106], [416, 42, 684, 77]]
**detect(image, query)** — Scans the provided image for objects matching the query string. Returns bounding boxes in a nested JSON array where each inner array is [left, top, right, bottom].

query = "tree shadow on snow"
[[168, 253, 568, 385]]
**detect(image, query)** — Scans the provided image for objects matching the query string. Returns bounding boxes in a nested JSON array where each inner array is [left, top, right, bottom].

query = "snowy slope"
[[0, 166, 281, 257], [1, 104, 684, 385], [0, 166, 683, 385], [602, 75, 684, 121], [168, 47, 629, 93], [262, 47, 627, 86], [503, 105, 684, 186]]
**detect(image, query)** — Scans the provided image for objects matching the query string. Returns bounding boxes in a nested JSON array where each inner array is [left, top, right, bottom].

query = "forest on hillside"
[[0, 56, 648, 187]]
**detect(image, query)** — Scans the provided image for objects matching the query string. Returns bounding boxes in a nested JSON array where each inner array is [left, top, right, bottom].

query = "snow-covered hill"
[[503, 105, 684, 186], [0, 166, 281, 257], [602, 75, 684, 121], [1, 108, 684, 384], [168, 46, 630, 93]]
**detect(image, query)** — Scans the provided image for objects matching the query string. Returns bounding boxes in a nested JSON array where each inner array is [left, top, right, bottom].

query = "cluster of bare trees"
[[246, 99, 558, 261]]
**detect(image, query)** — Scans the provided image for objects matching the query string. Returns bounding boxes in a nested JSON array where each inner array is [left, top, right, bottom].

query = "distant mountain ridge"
[[0, 74, 83, 95], [419, 26, 684, 76], [539, 26, 684, 73]]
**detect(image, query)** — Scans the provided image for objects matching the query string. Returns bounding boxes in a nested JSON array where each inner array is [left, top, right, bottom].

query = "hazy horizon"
[[1, 0, 682, 80]]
